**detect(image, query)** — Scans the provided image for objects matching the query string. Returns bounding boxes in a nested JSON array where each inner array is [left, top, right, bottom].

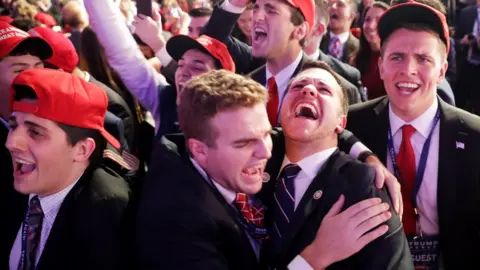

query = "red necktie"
[[267, 77, 279, 127], [396, 125, 417, 235], [235, 193, 264, 227]]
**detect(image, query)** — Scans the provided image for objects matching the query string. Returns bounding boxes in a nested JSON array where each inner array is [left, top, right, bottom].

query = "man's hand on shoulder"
[[299, 195, 391, 269]]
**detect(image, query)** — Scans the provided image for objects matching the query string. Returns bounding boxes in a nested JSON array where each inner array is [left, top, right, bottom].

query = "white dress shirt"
[[9, 178, 80, 270], [329, 31, 350, 60], [189, 158, 312, 269], [305, 49, 321, 61], [265, 52, 304, 112], [387, 99, 440, 235]]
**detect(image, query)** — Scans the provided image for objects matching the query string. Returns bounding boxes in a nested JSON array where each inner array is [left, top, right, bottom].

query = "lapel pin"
[[456, 141, 464, 149], [313, 190, 323, 200], [262, 172, 271, 183]]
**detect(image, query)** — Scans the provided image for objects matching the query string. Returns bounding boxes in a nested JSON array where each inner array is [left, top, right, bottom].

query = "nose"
[[402, 57, 418, 76], [301, 84, 318, 97], [253, 7, 264, 22], [5, 128, 26, 153], [255, 135, 272, 160]]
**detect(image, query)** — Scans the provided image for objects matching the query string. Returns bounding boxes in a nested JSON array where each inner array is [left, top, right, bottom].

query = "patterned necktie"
[[20, 196, 44, 270], [396, 125, 417, 235], [235, 193, 265, 227], [267, 77, 279, 127], [329, 36, 341, 59], [272, 164, 301, 246]]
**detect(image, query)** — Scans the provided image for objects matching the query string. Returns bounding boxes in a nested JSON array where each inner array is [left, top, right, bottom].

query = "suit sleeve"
[[343, 165, 414, 270], [202, 1, 262, 74]]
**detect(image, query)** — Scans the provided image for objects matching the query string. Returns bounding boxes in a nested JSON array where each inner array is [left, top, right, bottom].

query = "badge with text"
[[408, 235, 440, 270]]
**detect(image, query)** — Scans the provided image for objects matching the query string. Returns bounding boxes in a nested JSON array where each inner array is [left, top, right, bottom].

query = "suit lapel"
[[370, 98, 390, 164], [248, 65, 267, 86], [277, 150, 346, 256], [320, 34, 330, 54], [436, 99, 460, 235]]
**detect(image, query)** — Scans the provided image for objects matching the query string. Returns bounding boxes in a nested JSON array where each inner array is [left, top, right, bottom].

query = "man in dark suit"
[[136, 70, 397, 269], [319, 0, 359, 63], [3, 69, 132, 270], [259, 60, 412, 269], [344, 2, 480, 269]]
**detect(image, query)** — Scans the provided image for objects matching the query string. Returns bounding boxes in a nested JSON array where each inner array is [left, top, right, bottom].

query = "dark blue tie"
[[272, 164, 301, 247]]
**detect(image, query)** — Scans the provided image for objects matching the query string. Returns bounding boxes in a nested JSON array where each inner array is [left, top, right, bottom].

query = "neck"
[[72, 67, 86, 79], [285, 135, 337, 163], [331, 28, 348, 36], [391, 97, 435, 123], [38, 165, 87, 198], [304, 37, 321, 55], [266, 45, 302, 75]]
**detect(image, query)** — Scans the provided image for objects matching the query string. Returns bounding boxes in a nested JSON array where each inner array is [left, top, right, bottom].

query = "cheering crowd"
[[1, 0, 480, 269]]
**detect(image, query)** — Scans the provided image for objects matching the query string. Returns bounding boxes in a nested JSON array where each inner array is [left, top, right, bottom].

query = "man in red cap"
[[0, 23, 51, 266], [4, 68, 132, 270], [346, 1, 480, 269]]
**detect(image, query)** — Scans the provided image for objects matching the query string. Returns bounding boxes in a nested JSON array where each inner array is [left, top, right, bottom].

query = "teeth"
[[396, 82, 419, 89], [15, 158, 33, 165], [295, 103, 318, 117], [254, 28, 266, 34]]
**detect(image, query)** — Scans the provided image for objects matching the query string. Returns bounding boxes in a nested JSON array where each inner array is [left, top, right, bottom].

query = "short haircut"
[[296, 59, 349, 115], [315, 0, 330, 26], [1, 39, 45, 60], [12, 85, 105, 167], [346, 0, 358, 14], [178, 70, 267, 147], [288, 5, 307, 47], [380, 23, 447, 60], [10, 17, 41, 31], [390, 0, 446, 15], [188, 7, 212, 17]]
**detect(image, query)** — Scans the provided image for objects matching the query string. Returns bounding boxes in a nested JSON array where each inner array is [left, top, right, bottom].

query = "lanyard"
[[387, 108, 440, 235], [20, 208, 33, 270]]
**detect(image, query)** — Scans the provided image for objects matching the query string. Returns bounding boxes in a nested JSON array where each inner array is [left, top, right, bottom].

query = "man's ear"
[[72, 138, 96, 162], [188, 137, 208, 164], [334, 115, 347, 134], [292, 21, 309, 42], [312, 21, 327, 38]]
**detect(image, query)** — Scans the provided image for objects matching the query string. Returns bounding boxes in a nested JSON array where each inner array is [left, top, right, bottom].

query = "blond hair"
[[178, 70, 268, 146]]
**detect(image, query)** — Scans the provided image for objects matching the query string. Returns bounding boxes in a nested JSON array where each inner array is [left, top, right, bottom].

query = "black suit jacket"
[[135, 134, 261, 270], [320, 32, 360, 64], [258, 131, 412, 270], [345, 97, 480, 269], [454, 5, 478, 65], [2, 167, 132, 270]]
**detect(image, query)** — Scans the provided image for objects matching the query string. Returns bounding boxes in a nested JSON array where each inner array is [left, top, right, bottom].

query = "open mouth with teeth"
[[241, 166, 264, 182], [295, 103, 319, 120], [14, 158, 36, 176], [253, 27, 267, 43], [395, 82, 420, 96]]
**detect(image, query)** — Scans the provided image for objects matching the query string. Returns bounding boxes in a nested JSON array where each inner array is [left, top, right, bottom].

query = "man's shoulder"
[[333, 151, 376, 186], [442, 102, 480, 133], [349, 96, 387, 114], [87, 166, 131, 202]]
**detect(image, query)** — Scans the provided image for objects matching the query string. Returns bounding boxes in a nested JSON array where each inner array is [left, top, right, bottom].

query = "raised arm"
[[84, 0, 168, 130]]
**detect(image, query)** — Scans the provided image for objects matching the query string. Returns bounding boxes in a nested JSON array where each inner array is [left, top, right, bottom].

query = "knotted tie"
[[329, 36, 341, 59], [267, 77, 279, 127], [235, 193, 265, 227], [272, 164, 301, 245], [20, 195, 43, 270], [396, 125, 417, 235]]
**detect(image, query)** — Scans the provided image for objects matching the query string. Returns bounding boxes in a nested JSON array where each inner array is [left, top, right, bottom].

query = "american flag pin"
[[262, 172, 271, 183], [456, 141, 465, 149], [313, 190, 323, 200]]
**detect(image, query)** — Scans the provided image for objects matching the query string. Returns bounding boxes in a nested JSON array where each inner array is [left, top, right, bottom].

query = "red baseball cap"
[[9, 69, 121, 149], [377, 1, 450, 53], [285, 0, 315, 33], [0, 22, 52, 60], [29, 27, 79, 72], [0, 16, 13, 24], [166, 35, 236, 73], [34, 12, 57, 28]]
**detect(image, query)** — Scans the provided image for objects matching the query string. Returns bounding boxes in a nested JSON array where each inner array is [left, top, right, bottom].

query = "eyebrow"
[[9, 61, 43, 68], [232, 129, 272, 144], [264, 3, 277, 10], [24, 120, 48, 132]]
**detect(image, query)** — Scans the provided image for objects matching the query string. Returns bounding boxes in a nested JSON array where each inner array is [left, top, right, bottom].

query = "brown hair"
[[297, 60, 349, 115], [288, 5, 307, 47], [178, 70, 268, 146]]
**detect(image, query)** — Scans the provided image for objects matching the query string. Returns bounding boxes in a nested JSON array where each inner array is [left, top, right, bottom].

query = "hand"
[[460, 34, 474, 46], [365, 155, 403, 217], [229, 0, 250, 8], [133, 9, 166, 53], [300, 196, 391, 269]]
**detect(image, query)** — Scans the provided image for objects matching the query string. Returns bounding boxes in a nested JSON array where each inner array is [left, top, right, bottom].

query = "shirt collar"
[[190, 158, 236, 204], [329, 31, 350, 44], [29, 175, 81, 223], [279, 147, 337, 179], [389, 98, 439, 138], [305, 49, 320, 61], [265, 51, 303, 86]]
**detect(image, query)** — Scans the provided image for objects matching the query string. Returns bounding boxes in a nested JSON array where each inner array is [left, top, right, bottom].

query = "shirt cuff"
[[221, 0, 246, 14], [349, 141, 371, 160], [288, 255, 314, 270], [155, 46, 172, 67]]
